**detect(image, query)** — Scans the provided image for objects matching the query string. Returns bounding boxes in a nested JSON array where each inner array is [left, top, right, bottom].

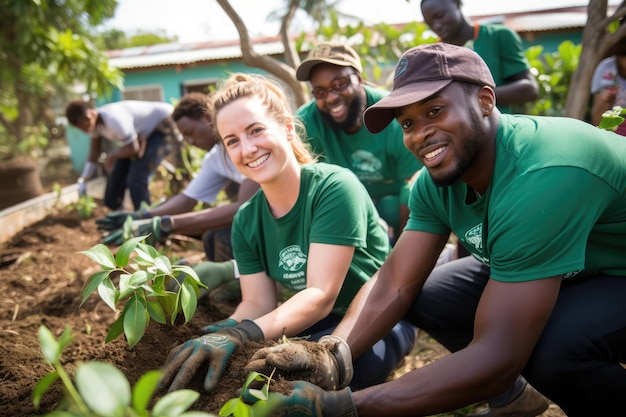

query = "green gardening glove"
[[159, 319, 264, 393], [95, 209, 150, 231], [193, 260, 236, 291], [102, 215, 172, 246], [203, 318, 238, 333], [245, 381, 358, 417]]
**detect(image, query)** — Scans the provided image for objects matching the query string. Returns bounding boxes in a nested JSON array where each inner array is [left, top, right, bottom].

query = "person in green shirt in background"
[[421, 0, 539, 115], [295, 41, 424, 244]]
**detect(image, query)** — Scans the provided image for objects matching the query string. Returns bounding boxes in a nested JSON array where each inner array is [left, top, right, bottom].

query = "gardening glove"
[[159, 319, 264, 393], [77, 177, 87, 197], [167, 261, 238, 299], [203, 318, 238, 333], [245, 335, 353, 390], [246, 381, 358, 417], [95, 209, 151, 231], [102, 215, 172, 246]]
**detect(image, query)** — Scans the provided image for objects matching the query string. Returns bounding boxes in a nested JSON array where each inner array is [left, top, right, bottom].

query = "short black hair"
[[65, 100, 91, 127], [172, 92, 209, 122]]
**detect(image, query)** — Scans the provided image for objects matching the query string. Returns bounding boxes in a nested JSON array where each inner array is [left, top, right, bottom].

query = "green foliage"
[[33, 324, 216, 417], [313, 12, 436, 86], [67, 195, 98, 219], [523, 41, 582, 117], [79, 238, 207, 348], [0, 0, 123, 161], [219, 371, 275, 417]]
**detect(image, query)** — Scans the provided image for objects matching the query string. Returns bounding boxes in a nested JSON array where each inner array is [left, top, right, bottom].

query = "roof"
[[107, 36, 290, 70], [108, 5, 620, 71]]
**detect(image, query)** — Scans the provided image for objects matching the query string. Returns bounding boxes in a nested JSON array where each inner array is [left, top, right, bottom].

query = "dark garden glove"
[[95, 209, 151, 231], [247, 381, 358, 417], [203, 318, 238, 333], [159, 319, 264, 393], [245, 335, 353, 390], [102, 215, 172, 246]]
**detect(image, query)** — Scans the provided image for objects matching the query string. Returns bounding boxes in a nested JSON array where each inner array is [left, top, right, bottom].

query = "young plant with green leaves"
[[599, 105, 626, 132], [67, 194, 98, 219], [79, 236, 207, 348], [33, 324, 215, 417], [219, 370, 275, 417]]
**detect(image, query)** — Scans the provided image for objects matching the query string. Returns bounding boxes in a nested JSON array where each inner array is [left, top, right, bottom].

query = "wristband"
[[160, 215, 173, 234], [320, 335, 354, 389]]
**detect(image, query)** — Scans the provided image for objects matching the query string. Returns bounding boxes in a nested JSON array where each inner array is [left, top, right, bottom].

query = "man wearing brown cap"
[[244, 43, 626, 416], [296, 41, 423, 243]]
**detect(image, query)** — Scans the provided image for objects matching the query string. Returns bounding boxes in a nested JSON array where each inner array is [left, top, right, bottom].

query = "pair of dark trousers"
[[104, 130, 168, 210], [407, 256, 626, 416]]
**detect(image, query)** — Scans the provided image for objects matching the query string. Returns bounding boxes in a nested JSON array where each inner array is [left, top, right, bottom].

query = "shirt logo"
[[278, 245, 307, 272]]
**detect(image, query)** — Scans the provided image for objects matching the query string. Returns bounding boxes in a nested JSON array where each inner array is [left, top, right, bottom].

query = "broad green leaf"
[[79, 244, 116, 269], [123, 295, 148, 349], [38, 325, 60, 363], [98, 276, 118, 311], [181, 280, 198, 324], [153, 390, 200, 416], [106, 313, 125, 343], [118, 273, 136, 300], [219, 398, 249, 417], [138, 242, 159, 258], [80, 270, 110, 306], [131, 370, 162, 413], [76, 362, 131, 417], [56, 325, 74, 353], [115, 235, 145, 267], [154, 255, 172, 274], [147, 299, 166, 324], [129, 270, 150, 287], [32, 371, 59, 410], [174, 264, 200, 282], [160, 291, 178, 317]]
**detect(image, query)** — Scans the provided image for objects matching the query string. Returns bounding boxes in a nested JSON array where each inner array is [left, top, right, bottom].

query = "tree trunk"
[[0, 158, 44, 210]]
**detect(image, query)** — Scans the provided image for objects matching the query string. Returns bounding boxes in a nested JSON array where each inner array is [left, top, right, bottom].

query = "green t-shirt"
[[467, 24, 531, 114], [407, 114, 626, 282], [232, 162, 390, 314], [296, 85, 422, 203]]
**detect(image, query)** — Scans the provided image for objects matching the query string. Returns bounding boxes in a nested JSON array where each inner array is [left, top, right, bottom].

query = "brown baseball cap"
[[296, 41, 363, 81], [363, 43, 495, 133]]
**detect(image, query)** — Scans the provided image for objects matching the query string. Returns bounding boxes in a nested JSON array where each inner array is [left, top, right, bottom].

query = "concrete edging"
[[0, 177, 107, 244]]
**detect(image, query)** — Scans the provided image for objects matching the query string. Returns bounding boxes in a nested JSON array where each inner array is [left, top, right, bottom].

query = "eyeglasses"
[[311, 74, 358, 99]]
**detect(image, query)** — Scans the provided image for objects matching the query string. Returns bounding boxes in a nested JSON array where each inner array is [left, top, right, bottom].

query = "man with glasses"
[[296, 42, 423, 243]]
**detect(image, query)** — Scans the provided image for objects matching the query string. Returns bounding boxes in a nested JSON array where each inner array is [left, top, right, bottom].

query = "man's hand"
[[96, 210, 150, 231], [159, 320, 264, 393], [247, 381, 357, 417], [245, 335, 353, 390], [102, 215, 172, 246]]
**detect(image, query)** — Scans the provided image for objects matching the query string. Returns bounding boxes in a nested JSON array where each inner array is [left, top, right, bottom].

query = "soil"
[[0, 152, 567, 417]]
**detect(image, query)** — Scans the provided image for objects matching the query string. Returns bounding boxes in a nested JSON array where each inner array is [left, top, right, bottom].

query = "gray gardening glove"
[[245, 335, 353, 390]]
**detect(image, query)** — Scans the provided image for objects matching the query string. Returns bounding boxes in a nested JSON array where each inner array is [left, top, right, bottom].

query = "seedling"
[[33, 324, 215, 417], [219, 370, 275, 417], [67, 194, 98, 219], [79, 237, 207, 348], [599, 105, 626, 131]]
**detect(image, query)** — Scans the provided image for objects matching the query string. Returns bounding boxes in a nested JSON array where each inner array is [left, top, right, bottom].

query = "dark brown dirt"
[[0, 154, 566, 417]]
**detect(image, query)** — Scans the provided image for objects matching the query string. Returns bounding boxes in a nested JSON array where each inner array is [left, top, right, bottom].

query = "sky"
[[104, 0, 606, 44]]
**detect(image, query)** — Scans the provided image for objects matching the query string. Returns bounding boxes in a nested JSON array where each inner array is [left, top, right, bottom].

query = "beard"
[[431, 106, 484, 187], [319, 90, 367, 132]]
